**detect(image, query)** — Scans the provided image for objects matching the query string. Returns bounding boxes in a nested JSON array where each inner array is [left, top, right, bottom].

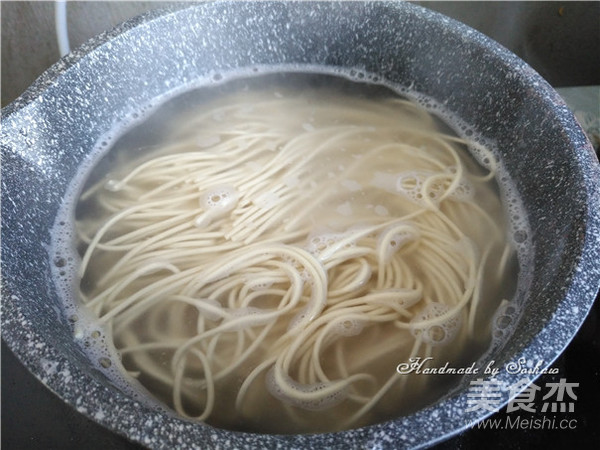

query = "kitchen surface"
[[2, 2, 599, 449]]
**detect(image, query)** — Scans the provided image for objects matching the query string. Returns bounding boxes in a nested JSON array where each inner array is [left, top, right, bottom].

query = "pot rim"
[[2, 2, 599, 449]]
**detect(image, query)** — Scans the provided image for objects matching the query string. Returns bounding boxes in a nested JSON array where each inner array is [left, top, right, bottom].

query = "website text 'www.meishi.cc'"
[[473, 415, 577, 431]]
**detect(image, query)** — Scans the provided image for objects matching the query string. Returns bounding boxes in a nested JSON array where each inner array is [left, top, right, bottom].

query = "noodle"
[[75, 83, 513, 433]]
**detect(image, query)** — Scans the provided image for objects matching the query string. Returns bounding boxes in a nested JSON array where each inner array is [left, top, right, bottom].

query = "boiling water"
[[50, 69, 531, 434]]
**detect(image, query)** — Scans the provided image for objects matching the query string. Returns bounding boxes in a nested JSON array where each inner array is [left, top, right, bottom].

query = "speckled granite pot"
[[2, 2, 599, 449]]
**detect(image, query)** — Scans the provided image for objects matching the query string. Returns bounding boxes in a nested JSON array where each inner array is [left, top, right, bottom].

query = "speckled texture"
[[2, 2, 599, 449]]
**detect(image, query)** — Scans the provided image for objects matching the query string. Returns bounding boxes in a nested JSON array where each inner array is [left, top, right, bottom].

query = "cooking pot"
[[2, 2, 599, 448]]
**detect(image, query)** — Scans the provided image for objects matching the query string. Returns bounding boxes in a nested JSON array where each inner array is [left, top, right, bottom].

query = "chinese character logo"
[[541, 379, 578, 413], [507, 378, 541, 413], [466, 378, 505, 413], [467, 376, 578, 414]]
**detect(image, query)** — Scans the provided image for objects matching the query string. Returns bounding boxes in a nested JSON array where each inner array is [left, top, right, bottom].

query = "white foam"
[[302, 122, 315, 132], [333, 318, 365, 337], [340, 179, 362, 192], [370, 171, 397, 192], [336, 201, 353, 216], [448, 178, 474, 202], [196, 134, 221, 148], [490, 300, 521, 344], [196, 185, 239, 227], [200, 185, 238, 211], [305, 229, 356, 260], [245, 278, 274, 291], [265, 367, 347, 411], [374, 205, 389, 216], [411, 303, 463, 346]]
